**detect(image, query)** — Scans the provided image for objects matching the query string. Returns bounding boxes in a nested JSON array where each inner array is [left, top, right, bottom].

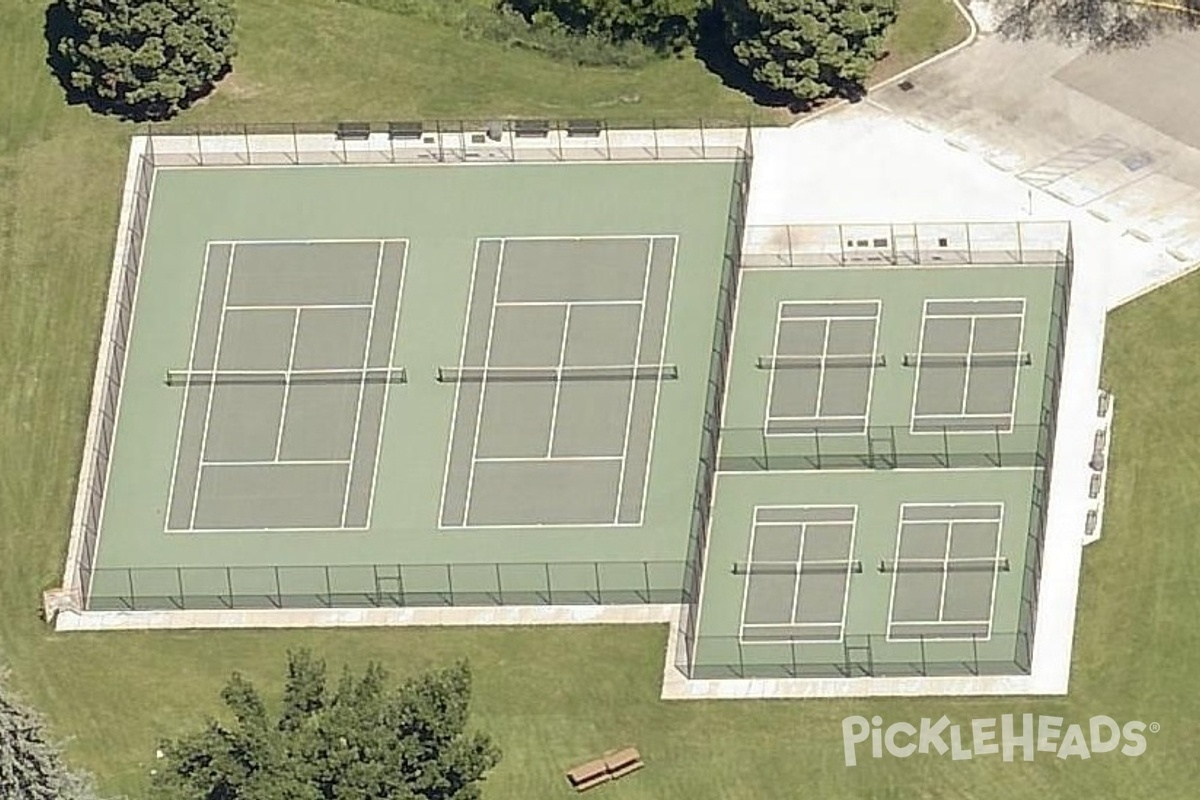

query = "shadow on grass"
[[44, 0, 228, 122]]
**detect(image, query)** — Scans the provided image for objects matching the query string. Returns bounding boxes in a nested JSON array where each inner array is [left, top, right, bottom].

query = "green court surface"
[[686, 256, 1067, 678], [89, 160, 742, 608]]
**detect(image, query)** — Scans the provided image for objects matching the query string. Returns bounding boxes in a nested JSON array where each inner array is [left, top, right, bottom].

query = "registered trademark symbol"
[[1149, 722, 1161, 733]]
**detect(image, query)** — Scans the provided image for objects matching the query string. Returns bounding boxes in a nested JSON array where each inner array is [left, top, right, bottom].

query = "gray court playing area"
[[738, 505, 859, 642], [439, 236, 679, 528], [166, 240, 407, 531], [761, 301, 882, 435], [909, 299, 1029, 433], [885, 503, 1006, 640]]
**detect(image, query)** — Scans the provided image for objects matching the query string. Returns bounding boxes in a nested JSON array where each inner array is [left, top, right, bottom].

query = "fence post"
[[174, 567, 185, 610], [971, 634, 981, 676], [273, 565, 283, 609], [544, 563, 553, 604], [242, 124, 252, 166], [994, 424, 1003, 467], [919, 634, 928, 676], [291, 123, 300, 165], [593, 562, 602, 604], [224, 566, 234, 609], [699, 118, 707, 159], [642, 561, 651, 603], [494, 563, 504, 605], [838, 224, 847, 265], [323, 566, 333, 608], [126, 568, 136, 611], [965, 222, 973, 264], [445, 564, 454, 606], [942, 426, 951, 468], [1016, 221, 1024, 262], [397, 564, 407, 606]]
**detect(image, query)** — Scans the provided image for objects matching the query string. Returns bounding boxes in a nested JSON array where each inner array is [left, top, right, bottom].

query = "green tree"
[[152, 650, 501, 800], [52, 0, 237, 120], [504, 0, 706, 50], [0, 673, 103, 800], [720, 0, 896, 103]]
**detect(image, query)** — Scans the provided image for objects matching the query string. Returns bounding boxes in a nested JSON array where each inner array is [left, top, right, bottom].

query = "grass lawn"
[[6, 0, 1194, 798], [873, 0, 973, 82]]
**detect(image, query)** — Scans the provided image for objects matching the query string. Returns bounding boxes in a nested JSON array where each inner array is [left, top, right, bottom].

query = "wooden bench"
[[566, 747, 644, 792]]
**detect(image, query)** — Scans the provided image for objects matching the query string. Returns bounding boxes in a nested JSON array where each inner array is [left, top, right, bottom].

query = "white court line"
[[495, 299, 643, 308], [761, 301, 788, 432], [461, 240, 507, 522], [613, 239, 656, 523], [271, 308, 303, 461], [635, 237, 681, 526], [544, 303, 574, 458], [983, 502, 1008, 639], [203, 459, 350, 467], [960, 317, 980, 417], [163, 239, 219, 533], [437, 239, 485, 528], [474, 455, 621, 463], [187, 243, 239, 529], [788, 523, 809, 628], [362, 240, 411, 527], [224, 302, 373, 311], [206, 237, 399, 246], [884, 508, 909, 639], [340, 241, 386, 527], [1006, 300, 1030, 435], [936, 521, 956, 622]]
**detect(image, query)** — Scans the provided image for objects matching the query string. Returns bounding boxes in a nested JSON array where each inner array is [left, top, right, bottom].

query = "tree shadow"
[[693, 7, 805, 112], [43, 0, 229, 122]]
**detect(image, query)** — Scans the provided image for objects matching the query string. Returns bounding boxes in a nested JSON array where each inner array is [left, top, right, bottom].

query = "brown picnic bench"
[[565, 747, 644, 792]]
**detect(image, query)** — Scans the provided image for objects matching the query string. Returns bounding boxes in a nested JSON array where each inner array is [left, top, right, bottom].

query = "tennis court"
[[166, 240, 407, 531], [439, 236, 678, 528]]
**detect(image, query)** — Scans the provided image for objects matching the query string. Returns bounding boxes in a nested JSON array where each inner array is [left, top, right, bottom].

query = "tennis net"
[[732, 559, 863, 575], [164, 368, 408, 387], [878, 556, 1010, 574], [902, 353, 1031, 368], [756, 354, 886, 370], [436, 364, 679, 383]]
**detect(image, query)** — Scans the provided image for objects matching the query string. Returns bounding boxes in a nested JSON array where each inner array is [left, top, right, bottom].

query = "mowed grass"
[[4, 0, 1195, 798], [873, 0, 973, 82]]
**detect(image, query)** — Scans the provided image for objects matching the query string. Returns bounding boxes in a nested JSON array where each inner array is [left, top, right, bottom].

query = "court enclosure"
[[59, 125, 1073, 684]]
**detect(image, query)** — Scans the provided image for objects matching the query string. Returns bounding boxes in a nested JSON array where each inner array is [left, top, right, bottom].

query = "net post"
[[273, 566, 283, 609], [224, 566, 234, 609]]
